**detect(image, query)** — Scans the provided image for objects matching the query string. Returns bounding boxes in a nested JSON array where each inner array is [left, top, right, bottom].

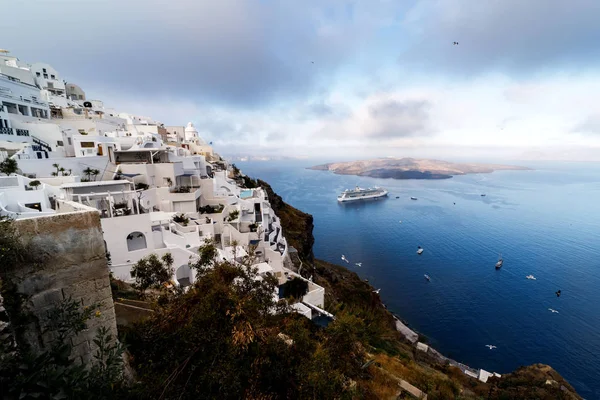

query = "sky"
[[4, 0, 600, 161]]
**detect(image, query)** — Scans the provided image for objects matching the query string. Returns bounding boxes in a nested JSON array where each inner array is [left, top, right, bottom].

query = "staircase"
[[100, 162, 118, 181], [32, 136, 52, 153]]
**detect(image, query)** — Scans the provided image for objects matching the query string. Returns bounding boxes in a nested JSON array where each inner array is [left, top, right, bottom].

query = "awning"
[[120, 173, 141, 177]]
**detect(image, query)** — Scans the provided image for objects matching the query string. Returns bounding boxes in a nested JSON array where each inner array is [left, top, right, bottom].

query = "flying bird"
[[355, 262, 362, 267], [341, 255, 349, 263], [453, 41, 459, 45], [548, 308, 559, 313], [485, 345, 497, 350], [373, 289, 381, 294]]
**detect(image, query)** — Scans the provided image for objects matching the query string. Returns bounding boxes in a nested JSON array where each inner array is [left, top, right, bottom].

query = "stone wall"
[[4, 210, 117, 365]]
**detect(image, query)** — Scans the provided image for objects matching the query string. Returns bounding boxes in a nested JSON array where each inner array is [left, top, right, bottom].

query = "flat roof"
[[60, 180, 132, 189], [114, 148, 168, 153]]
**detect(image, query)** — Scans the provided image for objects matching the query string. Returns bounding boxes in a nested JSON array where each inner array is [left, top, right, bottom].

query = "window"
[[126, 232, 147, 252], [36, 72, 40, 77], [67, 137, 72, 145], [43, 74, 48, 79], [47, 82, 54, 89], [80, 141, 95, 148], [56, 140, 64, 146], [79, 95, 84, 100], [42, 68, 46, 72], [50, 74, 55, 79]]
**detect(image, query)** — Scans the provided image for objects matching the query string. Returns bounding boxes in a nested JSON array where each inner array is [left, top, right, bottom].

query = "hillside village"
[[0, 49, 582, 399]]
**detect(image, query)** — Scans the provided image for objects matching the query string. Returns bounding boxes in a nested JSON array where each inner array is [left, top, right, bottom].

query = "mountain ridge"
[[309, 157, 531, 179]]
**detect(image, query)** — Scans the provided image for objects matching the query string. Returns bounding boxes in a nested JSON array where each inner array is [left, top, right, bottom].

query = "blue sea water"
[[237, 159, 600, 399]]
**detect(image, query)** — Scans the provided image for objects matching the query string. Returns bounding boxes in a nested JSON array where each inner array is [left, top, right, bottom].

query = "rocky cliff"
[[260, 178, 581, 399]]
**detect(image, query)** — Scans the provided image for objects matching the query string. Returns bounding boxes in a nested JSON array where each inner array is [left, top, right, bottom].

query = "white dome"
[[184, 122, 198, 140]]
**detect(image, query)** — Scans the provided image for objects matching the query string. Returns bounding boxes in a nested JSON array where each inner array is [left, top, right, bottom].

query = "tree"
[[130, 253, 174, 296], [91, 169, 100, 181], [28, 180, 41, 190], [83, 167, 93, 181], [52, 163, 60, 176], [0, 158, 18, 175], [195, 238, 218, 270]]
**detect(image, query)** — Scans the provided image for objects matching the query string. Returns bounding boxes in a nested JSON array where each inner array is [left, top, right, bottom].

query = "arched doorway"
[[176, 264, 192, 287]]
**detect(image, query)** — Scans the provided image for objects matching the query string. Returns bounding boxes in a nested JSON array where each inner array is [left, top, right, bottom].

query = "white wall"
[[17, 155, 110, 178], [101, 213, 155, 265], [10, 119, 63, 149]]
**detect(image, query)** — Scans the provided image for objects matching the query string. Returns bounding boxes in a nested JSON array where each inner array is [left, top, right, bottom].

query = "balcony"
[[16, 128, 29, 137], [0, 127, 13, 135]]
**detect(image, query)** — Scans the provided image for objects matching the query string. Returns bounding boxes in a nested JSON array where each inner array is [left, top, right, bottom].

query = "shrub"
[[226, 209, 239, 222], [28, 180, 41, 190], [280, 276, 309, 300], [173, 213, 190, 226], [130, 253, 174, 296]]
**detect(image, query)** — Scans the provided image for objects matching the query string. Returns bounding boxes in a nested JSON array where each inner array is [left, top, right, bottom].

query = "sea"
[[236, 159, 600, 399]]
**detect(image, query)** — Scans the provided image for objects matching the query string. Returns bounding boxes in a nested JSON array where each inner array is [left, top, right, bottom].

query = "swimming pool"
[[240, 189, 254, 199]]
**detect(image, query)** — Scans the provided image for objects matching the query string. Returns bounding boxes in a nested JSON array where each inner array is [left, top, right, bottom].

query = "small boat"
[[417, 246, 424, 255], [526, 275, 536, 280], [341, 255, 349, 263], [424, 274, 430, 281], [410, 197, 418, 200], [395, 196, 399, 199], [481, 194, 486, 197], [495, 254, 503, 269]]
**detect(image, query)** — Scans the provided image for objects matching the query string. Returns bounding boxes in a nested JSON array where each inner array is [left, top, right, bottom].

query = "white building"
[[30, 62, 66, 99], [0, 49, 326, 322]]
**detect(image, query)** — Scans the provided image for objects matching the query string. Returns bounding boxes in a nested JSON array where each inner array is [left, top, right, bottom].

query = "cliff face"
[[261, 178, 582, 399]]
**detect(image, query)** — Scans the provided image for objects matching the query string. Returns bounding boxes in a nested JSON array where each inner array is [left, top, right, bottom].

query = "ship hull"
[[337, 190, 389, 202]]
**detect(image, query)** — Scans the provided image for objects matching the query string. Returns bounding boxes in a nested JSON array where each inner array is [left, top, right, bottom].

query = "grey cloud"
[[400, 0, 600, 75], [4, 0, 396, 108], [265, 131, 287, 142], [572, 115, 600, 134], [366, 99, 433, 138]]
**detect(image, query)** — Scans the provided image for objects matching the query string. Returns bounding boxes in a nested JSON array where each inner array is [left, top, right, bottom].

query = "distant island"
[[308, 157, 531, 179]]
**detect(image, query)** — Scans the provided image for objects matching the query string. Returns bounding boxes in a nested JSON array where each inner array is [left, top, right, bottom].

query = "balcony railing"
[[16, 128, 29, 136], [0, 127, 13, 135]]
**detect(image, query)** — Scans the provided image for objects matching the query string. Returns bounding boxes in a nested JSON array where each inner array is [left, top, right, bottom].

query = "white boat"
[[410, 197, 418, 200], [417, 246, 424, 255], [337, 186, 388, 202], [526, 275, 536, 280], [341, 255, 349, 263], [495, 254, 503, 269], [424, 274, 430, 281]]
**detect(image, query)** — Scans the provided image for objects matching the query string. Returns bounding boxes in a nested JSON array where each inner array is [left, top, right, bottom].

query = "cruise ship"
[[337, 186, 388, 202]]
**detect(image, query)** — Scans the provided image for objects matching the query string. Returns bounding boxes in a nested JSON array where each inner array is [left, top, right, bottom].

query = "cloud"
[[572, 115, 600, 134], [366, 99, 433, 138], [4, 0, 401, 108], [401, 0, 600, 76]]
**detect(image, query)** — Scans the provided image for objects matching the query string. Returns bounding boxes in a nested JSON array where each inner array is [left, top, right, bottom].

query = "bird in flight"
[[355, 262, 362, 267], [548, 308, 559, 313], [453, 41, 459, 45], [485, 345, 497, 350], [373, 288, 381, 294]]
